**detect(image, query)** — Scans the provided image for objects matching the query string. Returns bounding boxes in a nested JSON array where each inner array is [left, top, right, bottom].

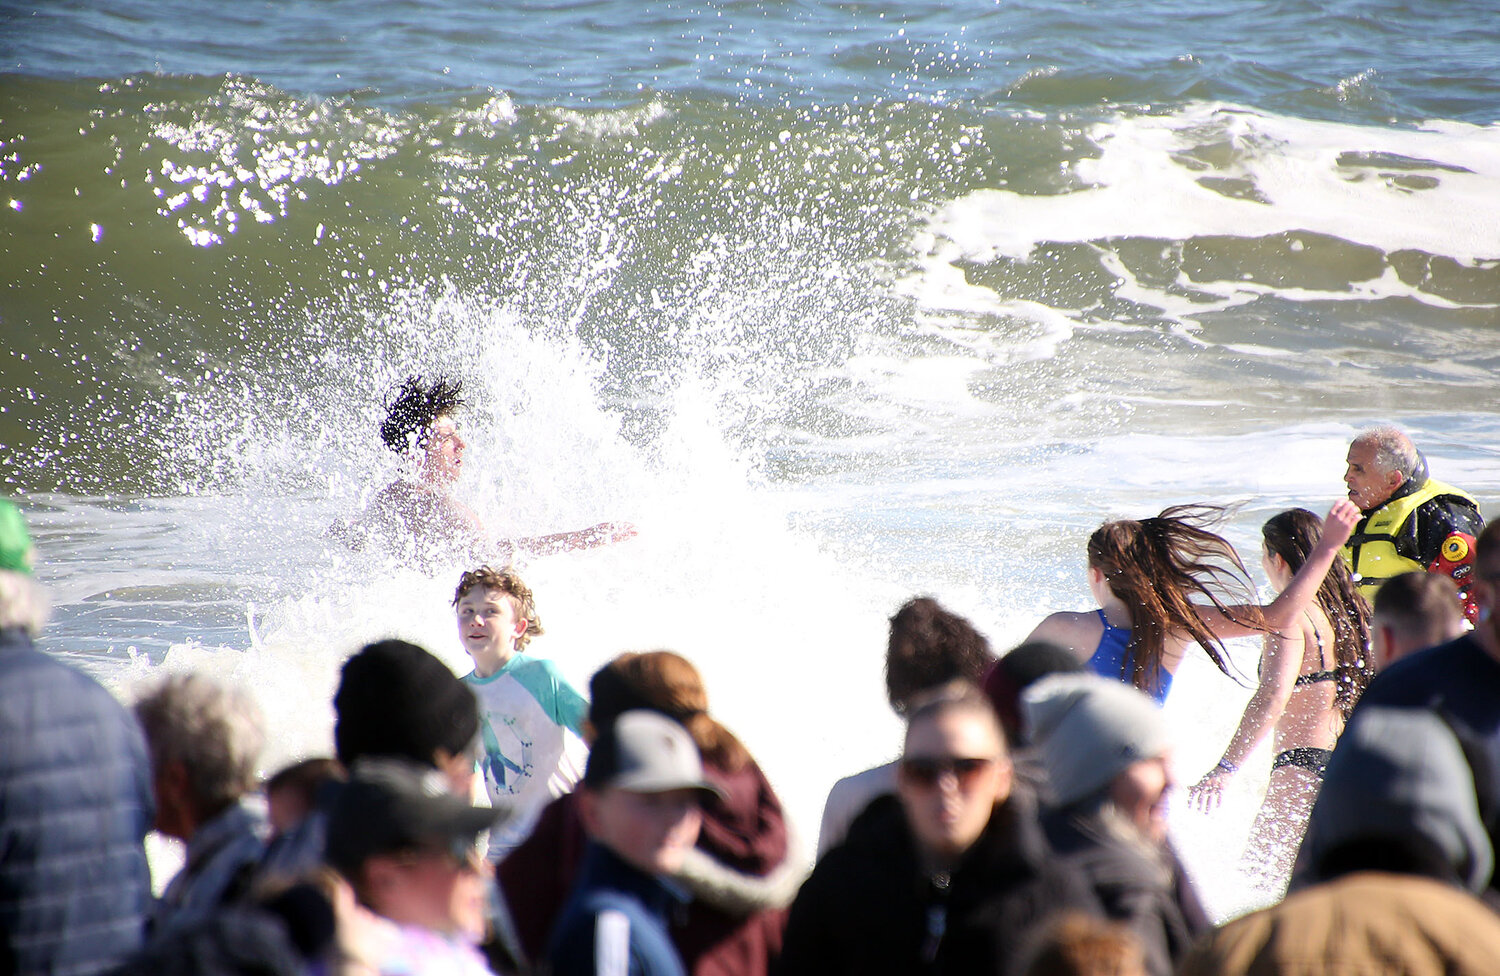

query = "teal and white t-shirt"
[[463, 652, 589, 859]]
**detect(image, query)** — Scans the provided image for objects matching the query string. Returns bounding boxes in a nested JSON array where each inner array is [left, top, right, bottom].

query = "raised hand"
[[1319, 499, 1360, 550]]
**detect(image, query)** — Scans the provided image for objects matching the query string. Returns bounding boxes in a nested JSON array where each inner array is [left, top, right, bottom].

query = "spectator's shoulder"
[[1361, 633, 1485, 705]]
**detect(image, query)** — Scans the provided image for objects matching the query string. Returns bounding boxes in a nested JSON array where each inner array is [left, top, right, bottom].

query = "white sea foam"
[[908, 101, 1500, 331], [67, 289, 911, 878], [32, 164, 1500, 916]]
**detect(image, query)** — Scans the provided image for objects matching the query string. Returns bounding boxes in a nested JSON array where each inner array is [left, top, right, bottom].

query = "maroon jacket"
[[499, 757, 790, 976]]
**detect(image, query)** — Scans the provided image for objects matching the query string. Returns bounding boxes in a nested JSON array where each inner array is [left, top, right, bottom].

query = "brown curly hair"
[[885, 597, 995, 715], [452, 566, 544, 651]]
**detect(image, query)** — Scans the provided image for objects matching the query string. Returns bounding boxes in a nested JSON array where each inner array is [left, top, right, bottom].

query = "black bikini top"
[[1294, 612, 1338, 687]]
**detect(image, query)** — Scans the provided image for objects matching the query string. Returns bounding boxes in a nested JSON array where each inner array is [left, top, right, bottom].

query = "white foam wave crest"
[[908, 101, 1500, 326]]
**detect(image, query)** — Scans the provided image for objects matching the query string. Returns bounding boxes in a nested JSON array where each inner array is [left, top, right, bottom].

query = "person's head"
[[885, 596, 995, 716], [379, 375, 468, 485], [333, 639, 480, 795], [1299, 706, 1492, 893], [0, 498, 47, 635], [897, 683, 1013, 866], [265, 757, 344, 838], [326, 758, 499, 941], [578, 710, 720, 876], [1370, 571, 1466, 670], [1086, 505, 1256, 690], [1345, 425, 1419, 511], [1024, 674, 1174, 845], [982, 640, 1086, 744], [134, 673, 265, 841], [585, 650, 749, 773], [1022, 912, 1149, 976], [1471, 520, 1500, 652], [452, 566, 543, 675], [1262, 507, 1371, 712]]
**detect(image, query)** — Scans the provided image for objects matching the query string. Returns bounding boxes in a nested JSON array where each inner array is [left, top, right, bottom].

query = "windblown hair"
[[1088, 504, 1263, 694], [587, 650, 750, 773], [1263, 508, 1372, 716], [1354, 425, 1419, 481], [453, 565, 544, 650], [885, 597, 995, 715], [134, 674, 265, 820], [379, 374, 466, 454]]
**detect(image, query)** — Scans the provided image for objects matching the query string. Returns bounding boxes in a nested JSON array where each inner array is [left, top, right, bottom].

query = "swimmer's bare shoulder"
[[1024, 610, 1105, 663]]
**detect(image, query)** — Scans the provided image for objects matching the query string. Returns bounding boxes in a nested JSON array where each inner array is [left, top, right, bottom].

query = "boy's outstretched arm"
[[513, 521, 638, 556]]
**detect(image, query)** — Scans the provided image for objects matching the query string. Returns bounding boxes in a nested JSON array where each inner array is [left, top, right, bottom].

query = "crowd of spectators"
[[5, 438, 1500, 975]]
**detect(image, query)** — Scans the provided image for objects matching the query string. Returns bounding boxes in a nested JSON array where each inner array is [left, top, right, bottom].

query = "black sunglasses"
[[900, 756, 995, 789]]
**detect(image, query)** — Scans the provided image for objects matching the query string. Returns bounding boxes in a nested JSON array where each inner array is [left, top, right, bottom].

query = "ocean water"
[[4, 0, 1499, 918]]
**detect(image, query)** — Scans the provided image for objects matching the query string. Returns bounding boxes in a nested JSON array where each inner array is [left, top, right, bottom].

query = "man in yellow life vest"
[[1343, 426, 1485, 616]]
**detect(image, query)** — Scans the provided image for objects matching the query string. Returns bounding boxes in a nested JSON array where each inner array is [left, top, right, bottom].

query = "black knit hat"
[[333, 639, 480, 767]]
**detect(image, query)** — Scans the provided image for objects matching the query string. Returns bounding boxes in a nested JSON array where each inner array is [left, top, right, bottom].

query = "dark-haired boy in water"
[[362, 374, 635, 561]]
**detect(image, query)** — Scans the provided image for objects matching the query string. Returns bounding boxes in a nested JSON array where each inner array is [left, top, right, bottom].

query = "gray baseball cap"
[[583, 710, 725, 800]]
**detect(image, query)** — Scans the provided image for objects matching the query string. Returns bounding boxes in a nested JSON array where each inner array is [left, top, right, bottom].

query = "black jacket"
[[777, 790, 1101, 976], [1041, 801, 1208, 976]]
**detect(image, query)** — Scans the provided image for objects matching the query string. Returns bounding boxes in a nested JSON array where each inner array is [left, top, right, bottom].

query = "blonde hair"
[[453, 565, 544, 650]]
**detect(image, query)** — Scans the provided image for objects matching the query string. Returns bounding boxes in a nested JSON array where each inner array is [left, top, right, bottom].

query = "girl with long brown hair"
[[1187, 507, 1372, 888], [1024, 501, 1360, 704]]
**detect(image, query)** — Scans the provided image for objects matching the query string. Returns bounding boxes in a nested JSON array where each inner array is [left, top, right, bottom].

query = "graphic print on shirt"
[[480, 712, 535, 797]]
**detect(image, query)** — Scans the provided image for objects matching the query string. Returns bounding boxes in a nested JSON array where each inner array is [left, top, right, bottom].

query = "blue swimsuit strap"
[[1095, 607, 1126, 634]]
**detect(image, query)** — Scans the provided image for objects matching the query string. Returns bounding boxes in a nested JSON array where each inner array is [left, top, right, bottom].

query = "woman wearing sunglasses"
[[779, 683, 1100, 976]]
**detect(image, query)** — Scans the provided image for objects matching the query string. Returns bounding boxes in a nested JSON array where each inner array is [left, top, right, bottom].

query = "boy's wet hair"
[[379, 374, 466, 454], [453, 566, 544, 650]]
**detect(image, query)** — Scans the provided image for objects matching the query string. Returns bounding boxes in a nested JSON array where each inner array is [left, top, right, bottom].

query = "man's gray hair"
[[135, 673, 265, 815], [1354, 426, 1419, 480], [0, 570, 48, 634]]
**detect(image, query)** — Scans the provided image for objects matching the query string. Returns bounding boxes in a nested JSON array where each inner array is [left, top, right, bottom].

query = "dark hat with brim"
[[325, 758, 501, 876]]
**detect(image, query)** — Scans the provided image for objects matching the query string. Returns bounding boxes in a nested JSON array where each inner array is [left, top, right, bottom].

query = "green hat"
[[0, 500, 34, 575]]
